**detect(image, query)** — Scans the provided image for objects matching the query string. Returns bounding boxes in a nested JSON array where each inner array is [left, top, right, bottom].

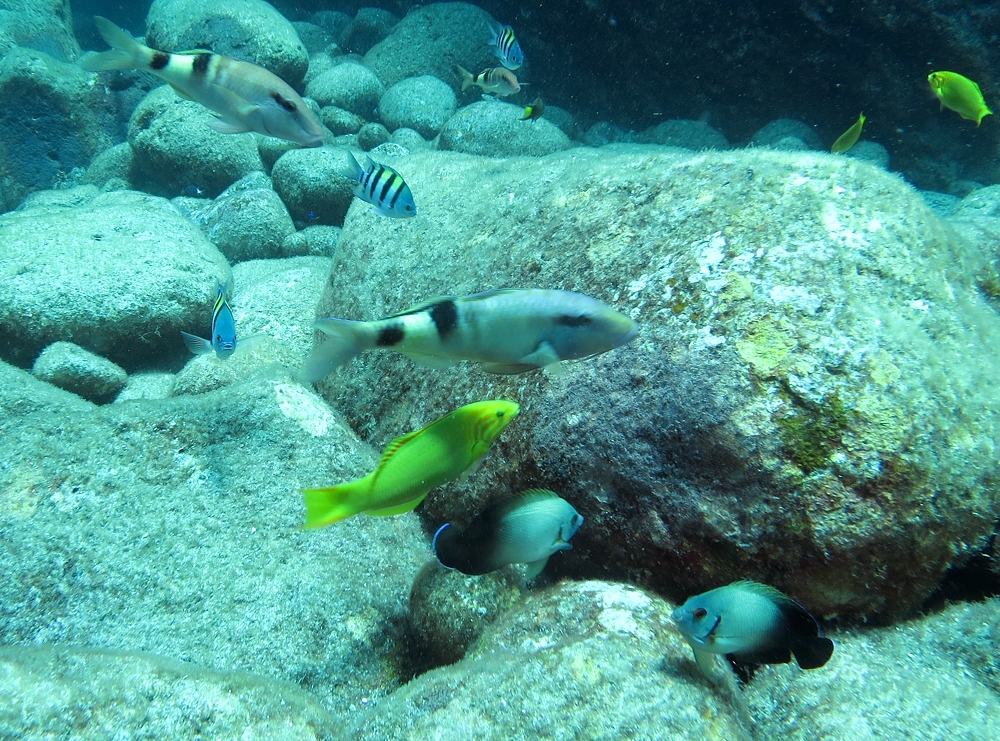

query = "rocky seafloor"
[[3, 1, 1000, 739]]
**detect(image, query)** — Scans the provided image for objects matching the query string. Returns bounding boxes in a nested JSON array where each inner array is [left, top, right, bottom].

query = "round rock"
[[379, 75, 456, 139], [271, 147, 356, 225], [145, 0, 309, 88], [306, 61, 385, 118], [0, 189, 229, 370], [32, 341, 127, 404], [439, 100, 572, 157], [127, 86, 264, 198]]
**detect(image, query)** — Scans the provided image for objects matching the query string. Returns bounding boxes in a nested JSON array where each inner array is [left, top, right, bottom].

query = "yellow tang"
[[831, 112, 866, 154], [928, 71, 993, 125], [302, 400, 519, 528]]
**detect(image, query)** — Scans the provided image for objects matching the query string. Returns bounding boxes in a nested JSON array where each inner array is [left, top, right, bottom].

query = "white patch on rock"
[[769, 284, 822, 314], [273, 382, 335, 436]]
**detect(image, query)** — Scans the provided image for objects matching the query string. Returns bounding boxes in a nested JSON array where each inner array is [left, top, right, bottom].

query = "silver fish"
[[81, 16, 326, 146], [488, 22, 524, 70], [181, 278, 238, 359], [434, 489, 583, 578], [457, 65, 520, 97], [297, 288, 638, 382], [671, 580, 834, 682]]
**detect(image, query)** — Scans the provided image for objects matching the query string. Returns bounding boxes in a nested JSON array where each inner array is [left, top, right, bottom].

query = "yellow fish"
[[302, 401, 519, 528], [928, 71, 993, 125], [831, 112, 865, 154]]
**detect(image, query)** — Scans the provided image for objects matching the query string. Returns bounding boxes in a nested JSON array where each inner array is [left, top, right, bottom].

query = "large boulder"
[[0, 47, 114, 211], [0, 188, 229, 370], [0, 359, 428, 718], [308, 146, 1000, 621], [127, 86, 265, 198], [439, 100, 572, 157], [145, 0, 310, 88], [0, 0, 79, 61], [362, 3, 496, 90]]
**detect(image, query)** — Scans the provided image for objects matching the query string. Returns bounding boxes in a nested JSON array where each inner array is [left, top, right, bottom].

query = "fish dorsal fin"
[[177, 49, 214, 55], [727, 580, 797, 609], [374, 427, 426, 471], [385, 295, 457, 319], [462, 288, 520, 302]]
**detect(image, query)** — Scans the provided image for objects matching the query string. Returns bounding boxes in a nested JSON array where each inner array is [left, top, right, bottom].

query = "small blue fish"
[[182, 184, 206, 198], [181, 278, 238, 359], [489, 22, 524, 70], [345, 152, 416, 218]]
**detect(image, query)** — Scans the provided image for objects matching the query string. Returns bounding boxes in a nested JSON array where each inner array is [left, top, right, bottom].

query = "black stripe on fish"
[[150, 52, 169, 70], [192, 52, 211, 75], [377, 170, 395, 205], [367, 167, 382, 200], [385, 174, 404, 210], [557, 314, 593, 327], [376, 324, 405, 346], [429, 299, 458, 338], [272, 92, 297, 112]]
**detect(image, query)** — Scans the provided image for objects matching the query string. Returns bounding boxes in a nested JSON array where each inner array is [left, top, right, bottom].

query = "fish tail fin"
[[80, 17, 151, 72], [302, 478, 369, 528], [297, 318, 373, 383], [791, 635, 835, 670], [456, 65, 474, 91]]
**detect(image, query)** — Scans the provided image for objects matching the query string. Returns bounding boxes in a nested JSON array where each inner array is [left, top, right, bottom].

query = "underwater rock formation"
[[311, 145, 1000, 621]]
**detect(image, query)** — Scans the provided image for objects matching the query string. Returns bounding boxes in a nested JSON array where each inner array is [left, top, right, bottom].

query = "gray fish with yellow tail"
[[520, 97, 545, 122], [457, 65, 520, 97], [81, 16, 326, 146], [671, 580, 834, 682], [297, 288, 638, 382], [434, 489, 583, 578]]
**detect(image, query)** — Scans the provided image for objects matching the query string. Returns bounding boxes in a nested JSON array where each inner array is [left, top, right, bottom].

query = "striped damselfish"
[[297, 288, 638, 382], [80, 16, 326, 146], [434, 489, 583, 579], [488, 22, 524, 70], [302, 400, 519, 528], [345, 152, 416, 218], [181, 278, 237, 359]]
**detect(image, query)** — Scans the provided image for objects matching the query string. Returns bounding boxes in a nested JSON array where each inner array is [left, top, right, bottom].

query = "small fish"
[[344, 151, 416, 218], [831, 112, 865, 153], [81, 16, 326, 146], [182, 184, 206, 197], [434, 489, 583, 579], [520, 97, 545, 122], [302, 401, 519, 528], [298, 288, 638, 383], [457, 65, 520, 98], [928, 71, 993, 125], [181, 278, 237, 359], [671, 580, 834, 683], [488, 22, 524, 70]]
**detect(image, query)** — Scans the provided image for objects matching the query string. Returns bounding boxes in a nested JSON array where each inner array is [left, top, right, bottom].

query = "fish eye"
[[272, 92, 297, 112], [693, 608, 708, 620], [496, 410, 505, 418]]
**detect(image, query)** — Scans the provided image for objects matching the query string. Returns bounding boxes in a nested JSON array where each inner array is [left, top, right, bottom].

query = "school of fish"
[[77, 8, 1000, 697]]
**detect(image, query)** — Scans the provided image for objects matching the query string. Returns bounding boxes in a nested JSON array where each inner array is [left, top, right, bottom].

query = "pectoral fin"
[[180, 331, 213, 356], [207, 117, 253, 134], [457, 453, 486, 484], [523, 556, 551, 580], [520, 341, 562, 368]]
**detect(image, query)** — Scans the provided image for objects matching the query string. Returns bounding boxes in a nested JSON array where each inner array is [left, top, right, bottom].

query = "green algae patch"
[[779, 393, 851, 473], [736, 317, 796, 378]]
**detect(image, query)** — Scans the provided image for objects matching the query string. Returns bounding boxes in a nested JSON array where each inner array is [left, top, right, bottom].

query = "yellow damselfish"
[[831, 112, 865, 154], [928, 71, 993, 125], [302, 400, 519, 528]]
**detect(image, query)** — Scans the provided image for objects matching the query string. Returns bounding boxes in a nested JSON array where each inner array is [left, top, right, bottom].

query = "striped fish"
[[488, 23, 524, 70], [80, 16, 326, 146], [457, 65, 521, 98], [297, 288, 638, 382], [345, 152, 416, 218], [181, 278, 238, 359]]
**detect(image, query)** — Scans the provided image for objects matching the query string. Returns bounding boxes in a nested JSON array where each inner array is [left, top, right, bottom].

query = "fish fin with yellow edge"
[[365, 492, 428, 517], [375, 428, 425, 468], [302, 476, 371, 528]]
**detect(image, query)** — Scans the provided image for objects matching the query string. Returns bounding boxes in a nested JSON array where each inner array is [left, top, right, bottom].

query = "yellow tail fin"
[[302, 480, 368, 528]]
